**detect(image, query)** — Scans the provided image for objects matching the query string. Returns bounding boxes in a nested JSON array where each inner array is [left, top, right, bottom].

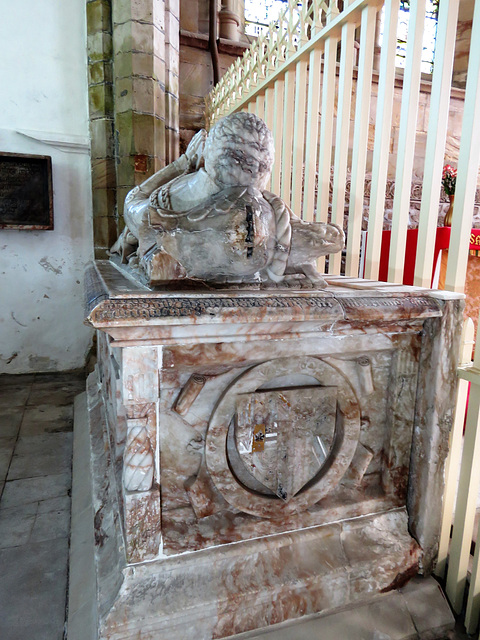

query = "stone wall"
[[87, 0, 479, 255], [178, 0, 249, 151], [87, 0, 181, 258], [86, 0, 248, 256], [87, 0, 117, 259], [179, 34, 248, 152], [0, 0, 94, 373], [453, 0, 475, 88]]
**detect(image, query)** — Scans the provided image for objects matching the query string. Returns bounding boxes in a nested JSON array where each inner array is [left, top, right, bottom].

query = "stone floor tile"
[[0, 437, 16, 481], [37, 494, 71, 513], [7, 433, 73, 481], [27, 383, 84, 407], [34, 371, 85, 384], [0, 452, 12, 483], [0, 538, 68, 640], [0, 374, 35, 386], [0, 503, 37, 549], [8, 451, 72, 481], [0, 373, 79, 640], [0, 385, 30, 409], [14, 431, 73, 456], [30, 508, 70, 544], [20, 403, 73, 435], [0, 407, 24, 437], [0, 472, 71, 509], [0, 436, 17, 448], [401, 576, 455, 637]]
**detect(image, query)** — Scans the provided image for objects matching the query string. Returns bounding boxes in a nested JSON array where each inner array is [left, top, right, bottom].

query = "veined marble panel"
[[98, 508, 419, 640], [235, 386, 337, 501], [82, 261, 464, 638], [158, 335, 420, 552]]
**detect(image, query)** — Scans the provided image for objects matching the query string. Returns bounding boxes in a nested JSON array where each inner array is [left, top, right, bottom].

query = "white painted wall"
[[0, 0, 94, 373]]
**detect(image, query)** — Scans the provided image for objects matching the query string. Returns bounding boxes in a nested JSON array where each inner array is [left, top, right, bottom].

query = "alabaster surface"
[[110, 113, 344, 286], [83, 260, 463, 639]]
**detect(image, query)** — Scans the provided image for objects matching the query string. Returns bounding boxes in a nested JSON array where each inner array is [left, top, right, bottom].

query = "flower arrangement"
[[442, 164, 457, 197]]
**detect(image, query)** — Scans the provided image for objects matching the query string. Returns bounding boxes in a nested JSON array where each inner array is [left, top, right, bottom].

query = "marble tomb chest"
[[82, 260, 463, 640]]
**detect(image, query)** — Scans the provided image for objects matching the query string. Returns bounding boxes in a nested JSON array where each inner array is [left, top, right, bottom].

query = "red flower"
[[442, 164, 457, 196]]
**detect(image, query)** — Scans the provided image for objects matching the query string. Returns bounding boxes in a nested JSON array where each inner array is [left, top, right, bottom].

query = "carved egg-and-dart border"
[[205, 356, 361, 518]]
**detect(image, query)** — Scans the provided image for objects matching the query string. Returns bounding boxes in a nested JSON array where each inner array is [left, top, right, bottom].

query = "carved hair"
[[204, 112, 275, 190]]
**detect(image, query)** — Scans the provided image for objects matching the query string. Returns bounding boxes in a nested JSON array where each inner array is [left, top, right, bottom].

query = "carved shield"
[[235, 386, 337, 502]]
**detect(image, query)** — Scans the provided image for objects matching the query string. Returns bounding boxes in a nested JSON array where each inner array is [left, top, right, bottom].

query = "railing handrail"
[[205, 0, 384, 127]]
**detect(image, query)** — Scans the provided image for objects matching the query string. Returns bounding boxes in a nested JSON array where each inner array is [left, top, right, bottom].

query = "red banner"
[[367, 227, 480, 286], [470, 229, 480, 252]]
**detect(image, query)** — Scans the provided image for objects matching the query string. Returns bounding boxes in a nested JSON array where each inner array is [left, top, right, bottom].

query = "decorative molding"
[[89, 295, 337, 323], [86, 289, 443, 328], [339, 296, 442, 320], [16, 128, 90, 154], [84, 262, 109, 316], [340, 296, 433, 309]]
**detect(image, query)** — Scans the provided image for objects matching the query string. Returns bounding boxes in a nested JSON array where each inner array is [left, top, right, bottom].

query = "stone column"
[[112, 0, 168, 221], [165, 0, 181, 164], [219, 0, 241, 41], [165, 0, 180, 164], [86, 0, 117, 258]]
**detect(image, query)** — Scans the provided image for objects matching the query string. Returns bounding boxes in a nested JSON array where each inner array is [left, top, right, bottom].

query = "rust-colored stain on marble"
[[252, 423, 265, 452]]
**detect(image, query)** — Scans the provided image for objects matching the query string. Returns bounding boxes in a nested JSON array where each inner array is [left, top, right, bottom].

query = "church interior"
[[1, 0, 480, 638]]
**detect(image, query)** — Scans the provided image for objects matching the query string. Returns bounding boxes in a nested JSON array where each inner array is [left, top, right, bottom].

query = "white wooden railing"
[[204, 0, 480, 632], [205, 0, 480, 293], [436, 313, 480, 635]]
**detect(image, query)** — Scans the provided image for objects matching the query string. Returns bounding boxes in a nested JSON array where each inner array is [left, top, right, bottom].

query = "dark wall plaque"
[[0, 152, 53, 230]]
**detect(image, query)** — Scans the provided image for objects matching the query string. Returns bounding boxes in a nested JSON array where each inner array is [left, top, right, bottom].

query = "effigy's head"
[[203, 112, 274, 191]]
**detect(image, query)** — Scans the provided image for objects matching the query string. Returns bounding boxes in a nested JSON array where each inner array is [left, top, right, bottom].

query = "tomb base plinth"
[[70, 260, 463, 639]]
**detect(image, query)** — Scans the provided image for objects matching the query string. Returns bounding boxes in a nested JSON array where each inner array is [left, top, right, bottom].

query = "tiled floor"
[[0, 372, 85, 640]]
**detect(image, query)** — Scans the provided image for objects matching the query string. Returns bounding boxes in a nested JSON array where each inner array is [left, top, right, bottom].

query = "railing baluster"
[[272, 77, 286, 194], [364, 0, 400, 280], [281, 68, 296, 206], [447, 312, 480, 614], [466, 528, 480, 633], [291, 59, 308, 216], [436, 317, 475, 579], [316, 34, 339, 273], [330, 19, 355, 276], [387, 0, 426, 284], [264, 85, 275, 191], [256, 93, 265, 120], [414, 0, 460, 288], [302, 47, 323, 222], [466, 418, 480, 633], [345, 3, 377, 276], [264, 86, 275, 132], [445, 0, 480, 294]]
